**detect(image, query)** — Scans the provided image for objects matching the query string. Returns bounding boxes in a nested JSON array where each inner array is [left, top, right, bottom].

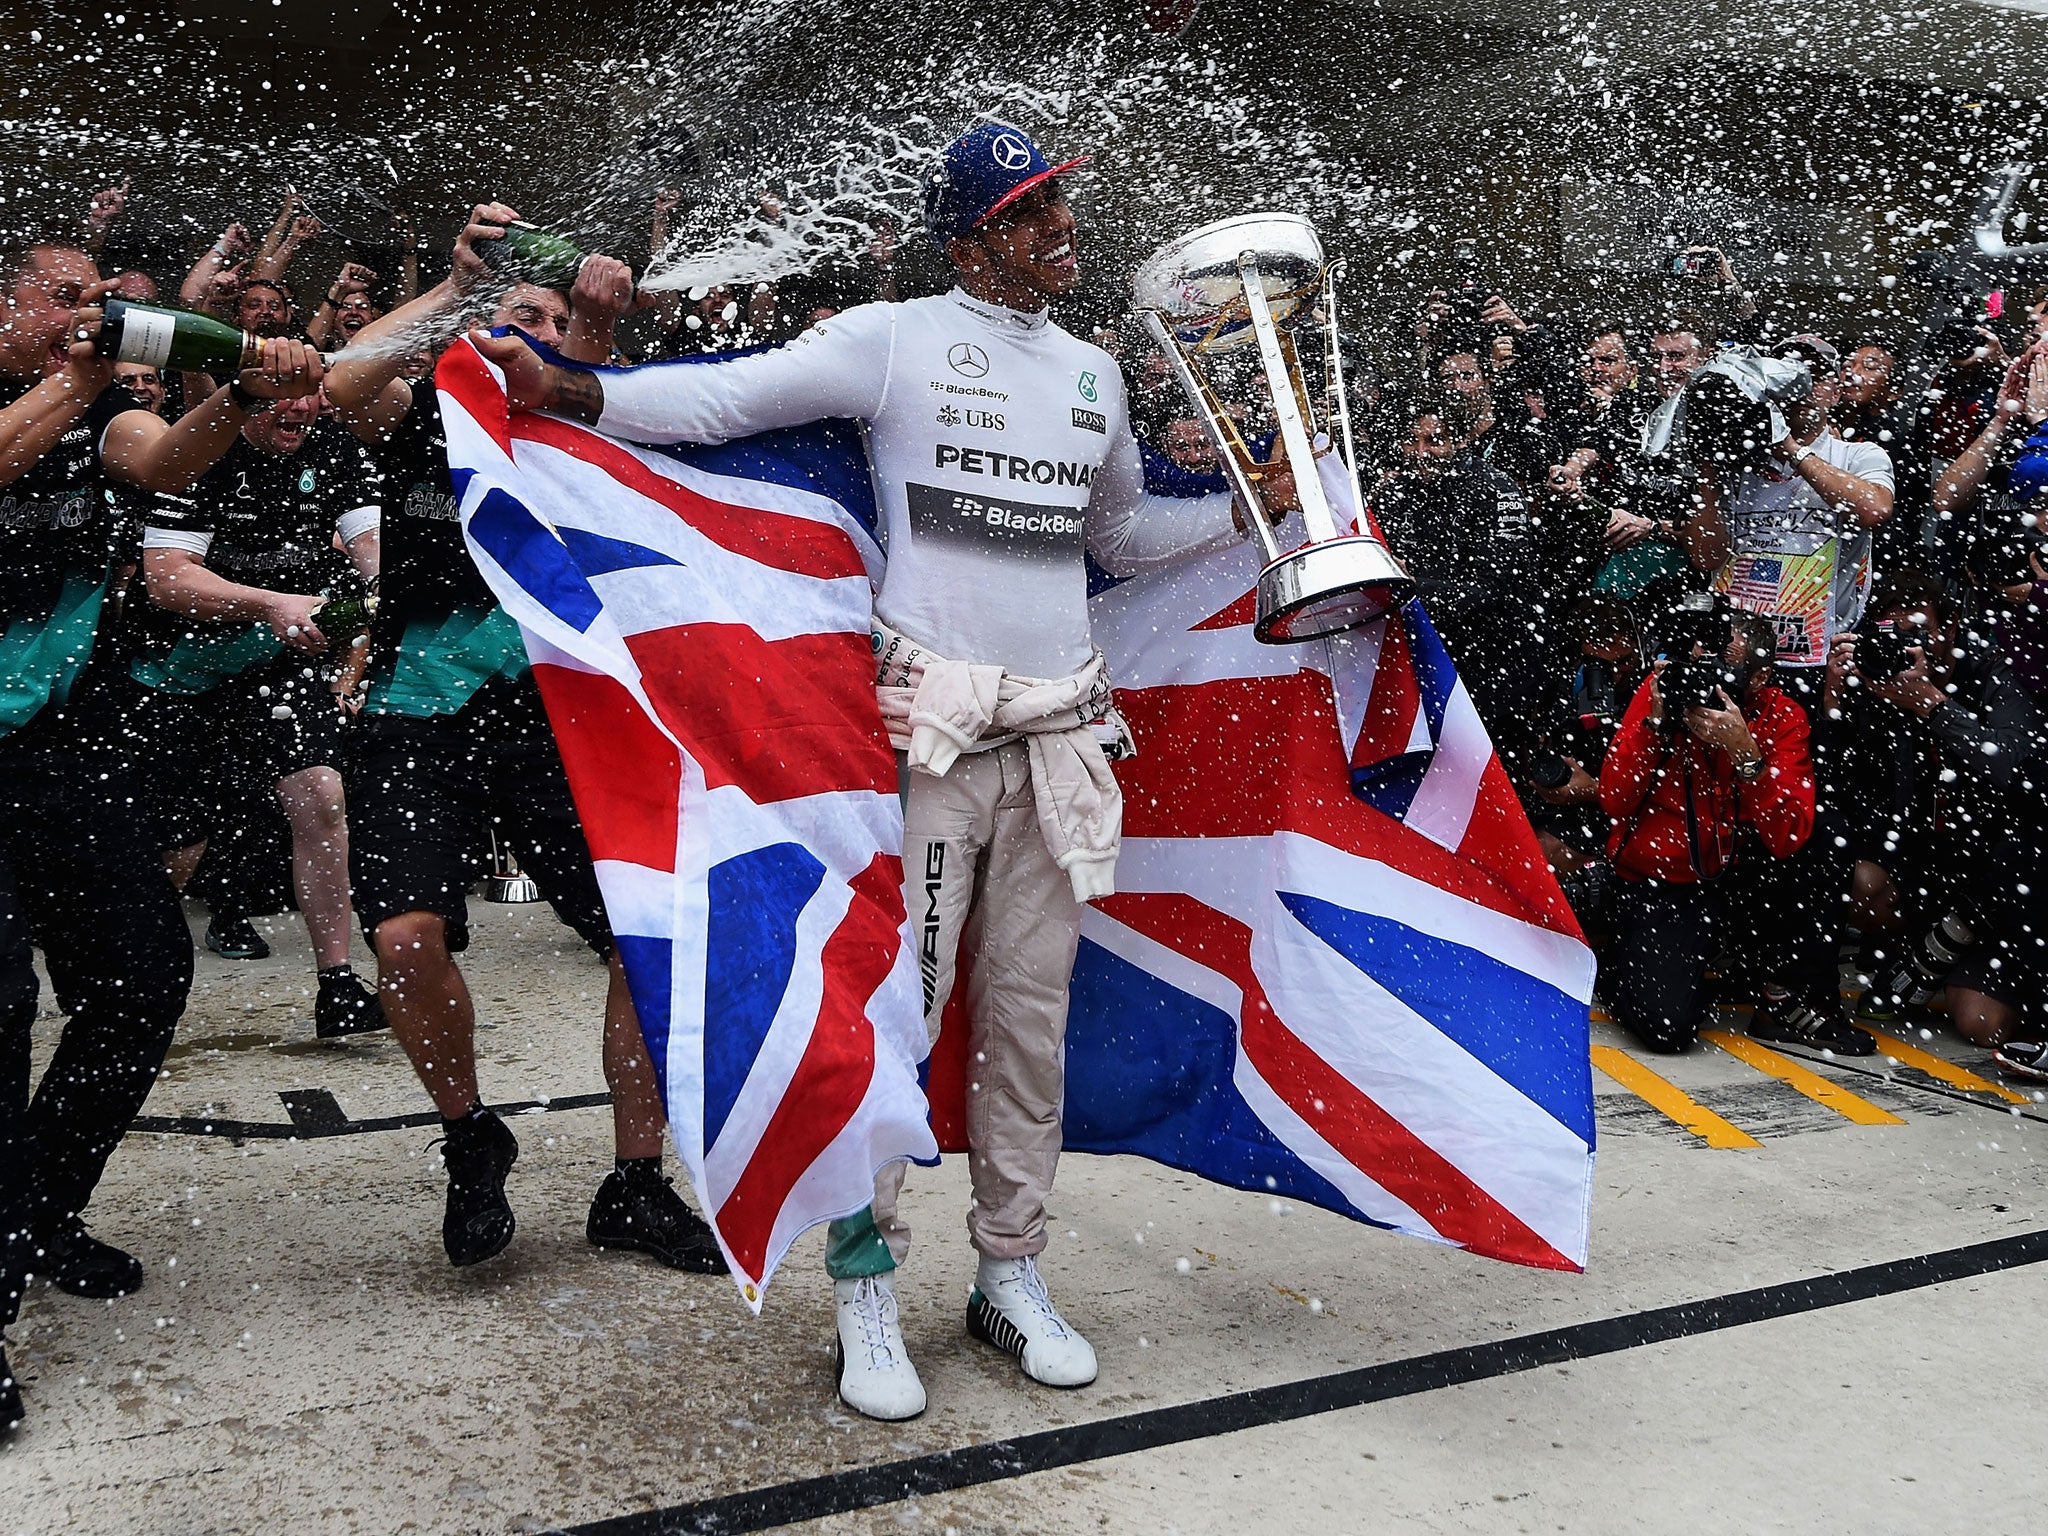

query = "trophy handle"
[[1140, 310, 1286, 565], [1238, 256, 1342, 544], [1319, 265, 1369, 529]]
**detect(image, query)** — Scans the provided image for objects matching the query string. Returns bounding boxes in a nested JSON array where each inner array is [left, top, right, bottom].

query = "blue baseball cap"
[[923, 122, 1089, 249]]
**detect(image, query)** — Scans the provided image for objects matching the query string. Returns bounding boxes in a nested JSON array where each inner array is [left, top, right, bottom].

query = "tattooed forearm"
[[544, 366, 606, 425]]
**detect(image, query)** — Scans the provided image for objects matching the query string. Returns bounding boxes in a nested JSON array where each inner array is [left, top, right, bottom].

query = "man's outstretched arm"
[[470, 303, 896, 445]]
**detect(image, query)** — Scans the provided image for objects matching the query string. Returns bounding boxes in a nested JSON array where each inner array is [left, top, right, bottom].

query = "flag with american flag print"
[[436, 337, 938, 1311]]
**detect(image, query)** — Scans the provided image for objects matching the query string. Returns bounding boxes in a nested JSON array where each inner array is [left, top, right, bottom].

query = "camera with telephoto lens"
[[1654, 592, 1739, 728], [1528, 752, 1574, 792], [1436, 238, 1502, 350], [1856, 614, 1927, 682]]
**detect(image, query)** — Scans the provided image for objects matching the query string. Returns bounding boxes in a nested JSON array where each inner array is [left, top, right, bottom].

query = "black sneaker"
[[1992, 1041, 2048, 1082], [314, 969, 388, 1040], [31, 1217, 144, 1299], [1749, 986, 1877, 1056], [587, 1165, 724, 1274], [204, 915, 270, 960], [2, 1341, 23, 1431], [436, 1110, 518, 1267]]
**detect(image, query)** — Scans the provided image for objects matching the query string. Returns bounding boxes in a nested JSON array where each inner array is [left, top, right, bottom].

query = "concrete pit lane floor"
[[3, 897, 2044, 1536]]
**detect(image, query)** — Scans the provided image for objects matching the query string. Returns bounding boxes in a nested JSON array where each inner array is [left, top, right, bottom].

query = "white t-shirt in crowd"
[[594, 288, 1242, 680], [1727, 428, 1894, 648]]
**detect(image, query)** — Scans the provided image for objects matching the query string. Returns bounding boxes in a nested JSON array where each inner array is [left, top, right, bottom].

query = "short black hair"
[[241, 276, 293, 305], [1585, 317, 1630, 346], [1648, 308, 1716, 348], [1869, 566, 1956, 623], [1730, 609, 1778, 671]]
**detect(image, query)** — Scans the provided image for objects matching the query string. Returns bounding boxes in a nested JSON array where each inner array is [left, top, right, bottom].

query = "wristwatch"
[[1789, 442, 1815, 466], [227, 378, 265, 413], [1733, 755, 1766, 783]]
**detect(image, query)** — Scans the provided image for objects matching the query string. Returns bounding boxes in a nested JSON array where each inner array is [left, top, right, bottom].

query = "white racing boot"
[[833, 1275, 926, 1421], [966, 1254, 1098, 1388]]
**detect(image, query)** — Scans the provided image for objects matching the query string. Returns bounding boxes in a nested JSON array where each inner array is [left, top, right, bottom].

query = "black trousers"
[[1604, 856, 1836, 1053], [1, 722, 193, 1331], [1604, 877, 1723, 1053]]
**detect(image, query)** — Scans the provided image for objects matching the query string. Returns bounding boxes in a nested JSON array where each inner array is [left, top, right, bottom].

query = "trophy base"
[[1254, 537, 1415, 644], [485, 873, 541, 904]]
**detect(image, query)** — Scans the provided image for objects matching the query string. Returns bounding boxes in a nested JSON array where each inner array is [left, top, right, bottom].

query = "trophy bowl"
[[1256, 537, 1411, 642], [1130, 212, 1325, 355], [1133, 212, 1414, 644]]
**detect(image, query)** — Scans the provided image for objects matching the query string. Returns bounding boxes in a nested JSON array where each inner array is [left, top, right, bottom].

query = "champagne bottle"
[[97, 298, 271, 374], [477, 221, 637, 290], [316, 588, 376, 642]]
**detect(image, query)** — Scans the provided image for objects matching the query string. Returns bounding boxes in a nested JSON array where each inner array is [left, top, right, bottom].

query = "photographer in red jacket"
[[1597, 595, 1817, 1052]]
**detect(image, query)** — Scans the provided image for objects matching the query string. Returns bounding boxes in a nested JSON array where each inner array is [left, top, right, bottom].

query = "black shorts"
[[1949, 934, 2047, 1010], [344, 685, 612, 958], [127, 663, 348, 848]]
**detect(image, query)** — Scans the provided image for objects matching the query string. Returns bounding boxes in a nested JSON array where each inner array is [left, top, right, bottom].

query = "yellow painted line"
[[1589, 1045, 1760, 1148], [1701, 1030, 1907, 1125], [1855, 1025, 2031, 1105]]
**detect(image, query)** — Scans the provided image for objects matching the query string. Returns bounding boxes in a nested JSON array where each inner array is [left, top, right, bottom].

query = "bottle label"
[[117, 306, 178, 369]]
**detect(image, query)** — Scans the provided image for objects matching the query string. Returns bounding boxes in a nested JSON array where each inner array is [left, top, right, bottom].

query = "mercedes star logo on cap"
[[990, 133, 1033, 171]]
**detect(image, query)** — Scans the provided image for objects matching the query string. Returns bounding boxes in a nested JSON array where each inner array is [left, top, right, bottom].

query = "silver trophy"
[[1132, 213, 1412, 643]]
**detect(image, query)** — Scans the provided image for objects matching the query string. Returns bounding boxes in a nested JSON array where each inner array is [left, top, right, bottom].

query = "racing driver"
[[476, 121, 1292, 1421]]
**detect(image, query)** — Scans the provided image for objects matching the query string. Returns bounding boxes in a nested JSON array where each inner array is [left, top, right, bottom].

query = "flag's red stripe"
[[434, 342, 515, 458], [1113, 674, 1581, 941], [1191, 588, 1259, 631], [716, 852, 905, 1281], [1097, 891, 1576, 1271], [529, 661, 682, 872], [625, 624, 896, 803], [1356, 613, 1421, 766], [511, 414, 868, 581]]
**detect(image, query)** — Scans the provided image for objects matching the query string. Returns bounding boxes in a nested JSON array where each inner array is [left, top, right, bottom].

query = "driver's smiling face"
[[972, 180, 1080, 297]]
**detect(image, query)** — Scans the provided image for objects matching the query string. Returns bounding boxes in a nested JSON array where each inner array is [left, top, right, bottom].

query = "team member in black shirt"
[[1, 241, 318, 1429], [324, 203, 718, 1274], [99, 383, 387, 1039]]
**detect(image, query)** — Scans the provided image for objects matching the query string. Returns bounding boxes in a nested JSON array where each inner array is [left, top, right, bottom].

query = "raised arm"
[[476, 301, 897, 443], [99, 341, 324, 493], [0, 281, 116, 486], [1083, 377, 1246, 576], [1779, 438, 1893, 529], [325, 200, 531, 442], [1933, 347, 2036, 519]]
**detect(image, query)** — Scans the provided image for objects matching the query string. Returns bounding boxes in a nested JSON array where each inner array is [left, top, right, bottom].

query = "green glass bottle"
[[478, 222, 642, 291], [478, 222, 594, 289], [317, 589, 375, 642], [98, 299, 267, 375]]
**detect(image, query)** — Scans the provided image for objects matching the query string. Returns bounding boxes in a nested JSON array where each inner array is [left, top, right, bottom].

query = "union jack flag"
[[927, 458, 1597, 1269], [436, 339, 938, 1310], [445, 343, 1595, 1297]]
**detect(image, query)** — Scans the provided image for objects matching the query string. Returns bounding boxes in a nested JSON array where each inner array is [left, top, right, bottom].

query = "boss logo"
[[1072, 407, 1107, 434]]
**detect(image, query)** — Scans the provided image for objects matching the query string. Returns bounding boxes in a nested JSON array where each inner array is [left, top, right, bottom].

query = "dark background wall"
[[6, 0, 2047, 356]]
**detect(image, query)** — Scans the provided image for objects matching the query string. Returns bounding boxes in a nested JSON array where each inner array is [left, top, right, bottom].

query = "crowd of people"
[[2, 144, 2045, 1434], [1223, 260, 2048, 1073]]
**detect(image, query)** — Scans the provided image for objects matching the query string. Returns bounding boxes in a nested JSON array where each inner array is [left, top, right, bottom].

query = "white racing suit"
[[591, 288, 1243, 1272]]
